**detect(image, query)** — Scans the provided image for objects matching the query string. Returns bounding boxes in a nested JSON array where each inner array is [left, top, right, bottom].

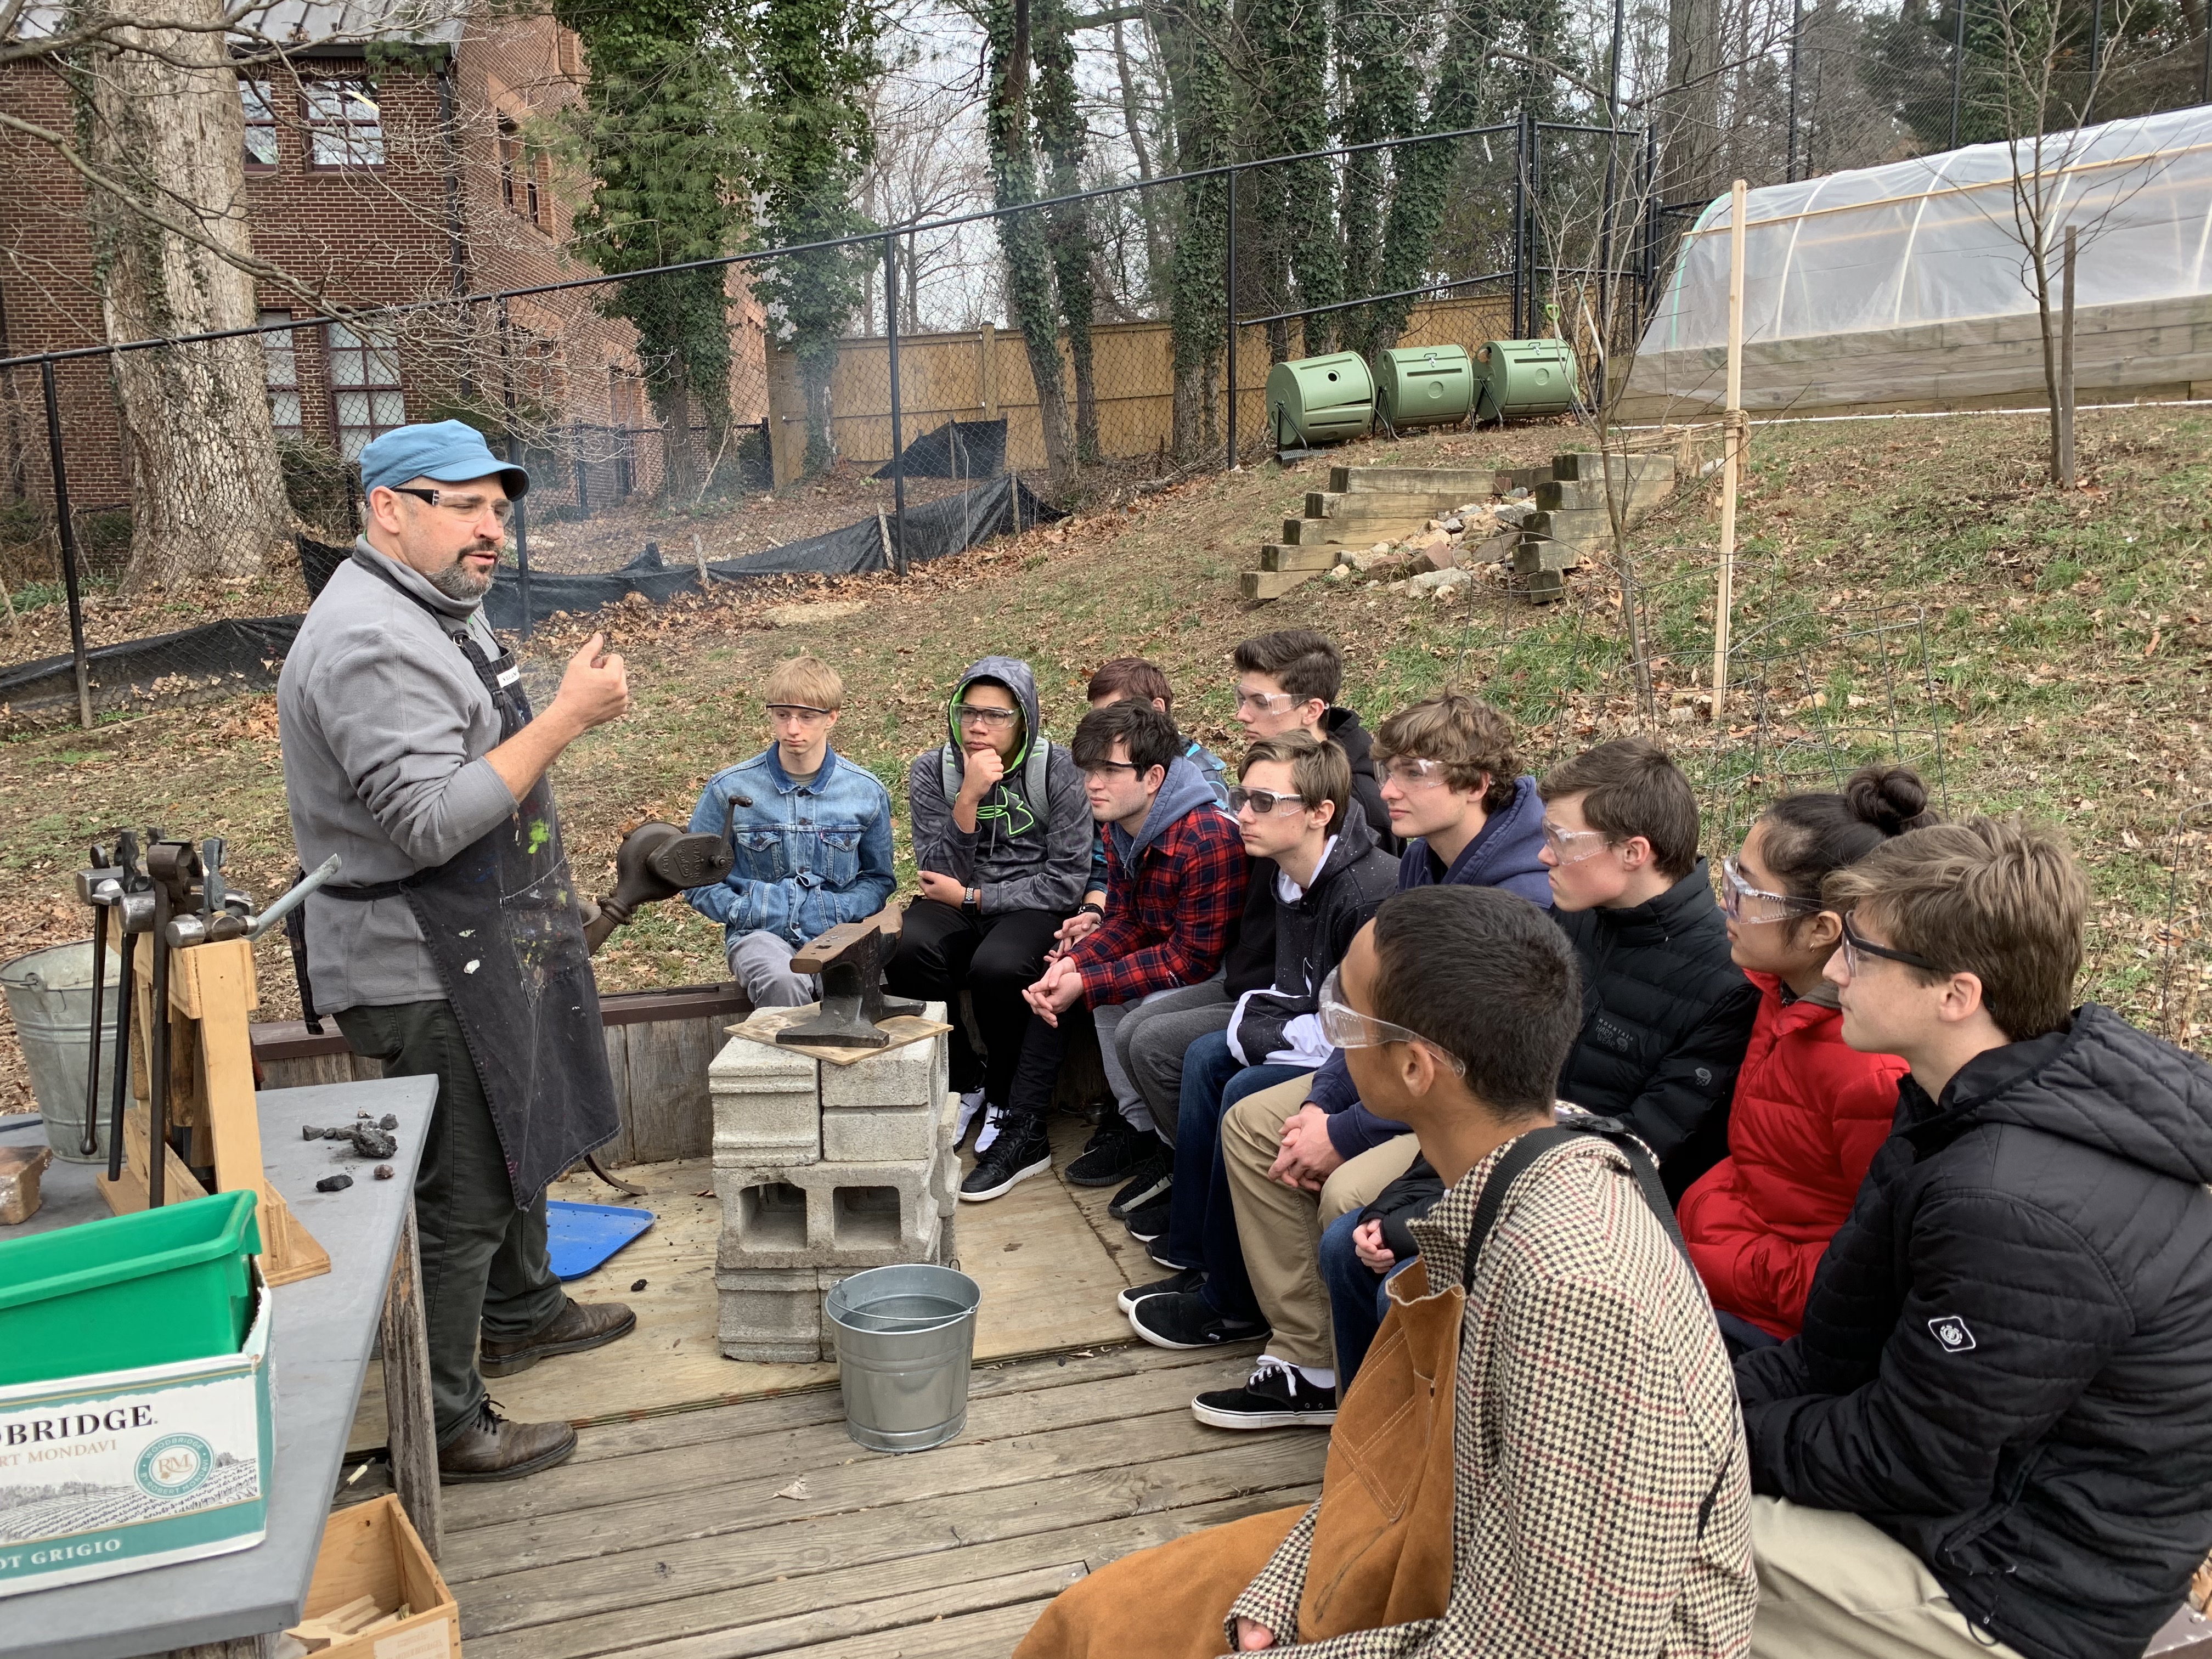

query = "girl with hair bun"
[[1678, 763, 1937, 1355]]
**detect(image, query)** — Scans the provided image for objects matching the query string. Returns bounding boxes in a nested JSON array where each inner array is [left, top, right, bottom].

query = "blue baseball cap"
[[358, 420, 529, 500]]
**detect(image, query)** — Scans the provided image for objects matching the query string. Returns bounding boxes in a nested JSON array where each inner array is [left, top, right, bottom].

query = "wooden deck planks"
[[448, 1345, 1328, 1658]]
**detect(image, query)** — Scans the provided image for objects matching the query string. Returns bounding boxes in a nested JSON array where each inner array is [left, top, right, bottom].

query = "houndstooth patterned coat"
[[1225, 1133, 1758, 1658]]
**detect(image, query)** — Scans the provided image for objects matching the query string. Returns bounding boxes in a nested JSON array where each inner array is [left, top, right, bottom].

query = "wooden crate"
[[293, 1494, 460, 1658]]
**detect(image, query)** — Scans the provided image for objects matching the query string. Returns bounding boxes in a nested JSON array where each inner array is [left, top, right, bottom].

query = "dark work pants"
[[884, 899, 1062, 1108], [336, 998, 566, 1445]]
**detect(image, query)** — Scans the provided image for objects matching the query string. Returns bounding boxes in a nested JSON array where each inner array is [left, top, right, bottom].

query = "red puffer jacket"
[[1678, 971, 1906, 1339]]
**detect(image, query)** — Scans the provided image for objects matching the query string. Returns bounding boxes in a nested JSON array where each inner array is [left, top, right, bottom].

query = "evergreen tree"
[[750, 0, 882, 473], [554, 0, 755, 500]]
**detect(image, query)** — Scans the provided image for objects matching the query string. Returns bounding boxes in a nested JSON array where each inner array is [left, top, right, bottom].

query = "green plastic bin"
[[1265, 352, 1374, 448], [0, 1188, 260, 1386], [1472, 338, 1580, 421], [1375, 344, 1475, 430]]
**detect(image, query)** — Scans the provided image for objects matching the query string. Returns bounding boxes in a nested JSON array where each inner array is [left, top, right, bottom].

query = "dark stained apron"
[[319, 548, 620, 1206]]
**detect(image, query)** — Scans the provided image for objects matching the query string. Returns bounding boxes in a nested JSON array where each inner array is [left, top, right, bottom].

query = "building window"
[[498, 116, 544, 227], [327, 323, 404, 457], [306, 80, 383, 167], [241, 80, 279, 168], [260, 312, 303, 439]]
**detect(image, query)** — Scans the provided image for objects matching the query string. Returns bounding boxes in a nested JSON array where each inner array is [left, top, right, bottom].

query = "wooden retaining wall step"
[[1328, 464, 1509, 494], [1261, 544, 1340, 573], [1280, 514, 1430, 547], [1242, 568, 1320, 600], [1305, 489, 1482, 519]]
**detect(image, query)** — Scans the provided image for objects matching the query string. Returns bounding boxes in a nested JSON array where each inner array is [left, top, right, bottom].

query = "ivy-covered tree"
[[1033, 0, 1100, 462], [1242, 0, 1338, 355], [979, 0, 1076, 488], [554, 0, 755, 501], [1153, 0, 1234, 458], [749, 0, 881, 473], [1335, 0, 1423, 361]]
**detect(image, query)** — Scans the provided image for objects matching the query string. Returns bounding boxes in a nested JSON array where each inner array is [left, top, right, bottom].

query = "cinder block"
[[824, 1107, 936, 1163], [710, 1036, 820, 1165], [716, 1266, 822, 1362], [715, 1156, 940, 1270], [820, 1029, 941, 1109], [1513, 535, 1578, 575], [934, 1210, 958, 1267]]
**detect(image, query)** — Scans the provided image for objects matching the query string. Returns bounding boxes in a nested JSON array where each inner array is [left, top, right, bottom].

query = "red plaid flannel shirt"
[[1068, 803, 1246, 1009]]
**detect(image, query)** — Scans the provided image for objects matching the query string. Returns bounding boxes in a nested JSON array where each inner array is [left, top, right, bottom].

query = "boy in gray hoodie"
[[885, 656, 1092, 1151]]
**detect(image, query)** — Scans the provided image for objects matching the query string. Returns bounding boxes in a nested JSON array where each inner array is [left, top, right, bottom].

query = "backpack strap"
[[940, 735, 1053, 819], [939, 742, 960, 805]]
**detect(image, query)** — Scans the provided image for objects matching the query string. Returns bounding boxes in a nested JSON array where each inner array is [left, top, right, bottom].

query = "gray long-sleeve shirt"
[[276, 542, 518, 1013]]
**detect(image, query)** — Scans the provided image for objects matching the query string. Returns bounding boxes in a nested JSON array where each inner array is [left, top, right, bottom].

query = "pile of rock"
[[710, 1008, 960, 1363]]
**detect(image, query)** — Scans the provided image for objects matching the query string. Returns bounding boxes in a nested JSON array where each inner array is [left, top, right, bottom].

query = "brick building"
[[0, 1, 768, 548]]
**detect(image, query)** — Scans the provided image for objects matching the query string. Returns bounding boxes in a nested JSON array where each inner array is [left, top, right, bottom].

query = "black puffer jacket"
[[1735, 1006, 2212, 1659], [1361, 860, 1756, 1251], [1221, 707, 1396, 994], [1228, 805, 1399, 1064]]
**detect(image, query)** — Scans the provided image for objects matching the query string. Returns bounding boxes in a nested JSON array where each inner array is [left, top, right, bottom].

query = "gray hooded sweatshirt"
[[906, 654, 1091, 917]]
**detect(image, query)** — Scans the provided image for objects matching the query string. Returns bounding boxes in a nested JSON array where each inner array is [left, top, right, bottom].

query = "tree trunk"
[[1036, 0, 1100, 464], [1663, 0, 1724, 209], [1154, 0, 1231, 461], [986, 0, 1075, 491], [78, 0, 288, 592], [1110, 18, 1172, 306], [659, 377, 699, 500]]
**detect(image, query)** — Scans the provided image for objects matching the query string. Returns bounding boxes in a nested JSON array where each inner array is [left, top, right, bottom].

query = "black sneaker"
[[1128, 1290, 1267, 1351], [1107, 1164, 1172, 1221], [1066, 1118, 1165, 1188], [960, 1111, 1052, 1201], [1115, 1268, 1203, 1314], [1192, 1358, 1339, 1430], [1123, 1198, 1172, 1242]]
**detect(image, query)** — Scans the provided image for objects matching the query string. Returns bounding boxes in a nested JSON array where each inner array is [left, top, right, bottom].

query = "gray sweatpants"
[[1114, 978, 1235, 1140], [729, 930, 820, 1008]]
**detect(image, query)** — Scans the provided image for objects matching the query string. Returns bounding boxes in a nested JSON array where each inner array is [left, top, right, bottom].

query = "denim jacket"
[[682, 744, 896, 945]]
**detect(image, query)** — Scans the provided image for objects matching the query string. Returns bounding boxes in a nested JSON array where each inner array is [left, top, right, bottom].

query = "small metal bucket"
[[0, 940, 120, 1164], [825, 1263, 981, 1454]]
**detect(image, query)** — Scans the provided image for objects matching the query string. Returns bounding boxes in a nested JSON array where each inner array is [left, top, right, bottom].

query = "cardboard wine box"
[[0, 1276, 271, 1596]]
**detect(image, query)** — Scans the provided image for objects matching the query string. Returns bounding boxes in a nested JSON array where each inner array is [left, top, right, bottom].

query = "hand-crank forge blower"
[[578, 811, 738, 954]]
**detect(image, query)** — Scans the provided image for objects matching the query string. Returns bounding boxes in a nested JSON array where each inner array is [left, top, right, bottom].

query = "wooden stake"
[[2059, 224, 2078, 489], [380, 1204, 441, 1559], [1711, 179, 1749, 722], [692, 532, 711, 592]]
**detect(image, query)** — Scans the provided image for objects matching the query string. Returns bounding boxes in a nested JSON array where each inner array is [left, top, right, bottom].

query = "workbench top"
[[0, 1075, 436, 1659]]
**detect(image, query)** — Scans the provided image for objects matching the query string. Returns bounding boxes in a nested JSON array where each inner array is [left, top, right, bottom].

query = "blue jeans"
[[1164, 1030, 1302, 1321], [1322, 1209, 1418, 1387]]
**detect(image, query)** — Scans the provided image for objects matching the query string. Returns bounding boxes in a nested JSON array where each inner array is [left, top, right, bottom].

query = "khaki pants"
[[1222, 1075, 1422, 1372], [1750, 1497, 2029, 1659]]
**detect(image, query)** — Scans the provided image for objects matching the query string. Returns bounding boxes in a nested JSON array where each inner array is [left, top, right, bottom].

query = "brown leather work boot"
[[437, 1401, 577, 1483], [478, 1296, 636, 1378]]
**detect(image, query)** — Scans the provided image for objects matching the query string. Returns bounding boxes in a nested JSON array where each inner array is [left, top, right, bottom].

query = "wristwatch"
[[962, 886, 981, 915]]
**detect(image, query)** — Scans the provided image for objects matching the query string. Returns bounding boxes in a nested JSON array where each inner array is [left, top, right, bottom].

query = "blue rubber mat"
[[545, 1200, 656, 1281]]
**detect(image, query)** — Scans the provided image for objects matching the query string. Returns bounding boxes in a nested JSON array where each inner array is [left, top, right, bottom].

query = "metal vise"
[[583, 821, 736, 953], [774, 912, 924, 1049]]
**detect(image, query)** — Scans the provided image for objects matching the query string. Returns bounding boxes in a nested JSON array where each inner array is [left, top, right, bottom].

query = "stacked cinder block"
[[1512, 452, 1679, 603], [712, 1005, 961, 1362]]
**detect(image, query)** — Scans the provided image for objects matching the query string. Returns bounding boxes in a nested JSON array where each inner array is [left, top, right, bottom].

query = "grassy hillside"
[[2, 405, 2207, 1109]]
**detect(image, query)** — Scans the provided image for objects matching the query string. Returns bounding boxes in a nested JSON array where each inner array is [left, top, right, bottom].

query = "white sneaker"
[[955, 1087, 987, 1146], [974, 1103, 1005, 1155]]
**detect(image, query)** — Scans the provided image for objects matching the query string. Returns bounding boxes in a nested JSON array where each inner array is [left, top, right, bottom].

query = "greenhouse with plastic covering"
[[1622, 106, 2212, 419]]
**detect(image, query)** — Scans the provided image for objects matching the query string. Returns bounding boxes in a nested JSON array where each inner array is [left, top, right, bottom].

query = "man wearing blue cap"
[[278, 421, 635, 1482]]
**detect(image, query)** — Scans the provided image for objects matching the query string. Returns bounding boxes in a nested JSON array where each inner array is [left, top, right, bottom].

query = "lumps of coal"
[[302, 1124, 326, 1140], [630, 1279, 647, 1293], [379, 1114, 398, 1130], [317, 1173, 354, 1193], [374, 1164, 394, 1181], [346, 1126, 398, 1160]]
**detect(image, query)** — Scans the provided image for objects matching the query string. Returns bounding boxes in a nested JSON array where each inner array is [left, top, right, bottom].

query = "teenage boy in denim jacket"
[[683, 654, 896, 1006]]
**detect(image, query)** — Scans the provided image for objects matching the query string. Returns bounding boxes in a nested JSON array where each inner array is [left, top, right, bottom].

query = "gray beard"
[[428, 556, 495, 601]]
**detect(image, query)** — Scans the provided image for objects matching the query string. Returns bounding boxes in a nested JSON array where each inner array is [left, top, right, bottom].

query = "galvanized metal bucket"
[[0, 940, 120, 1164], [826, 1263, 981, 1454]]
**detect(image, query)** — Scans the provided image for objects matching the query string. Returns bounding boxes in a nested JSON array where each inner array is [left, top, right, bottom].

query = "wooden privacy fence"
[[766, 294, 1518, 485]]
